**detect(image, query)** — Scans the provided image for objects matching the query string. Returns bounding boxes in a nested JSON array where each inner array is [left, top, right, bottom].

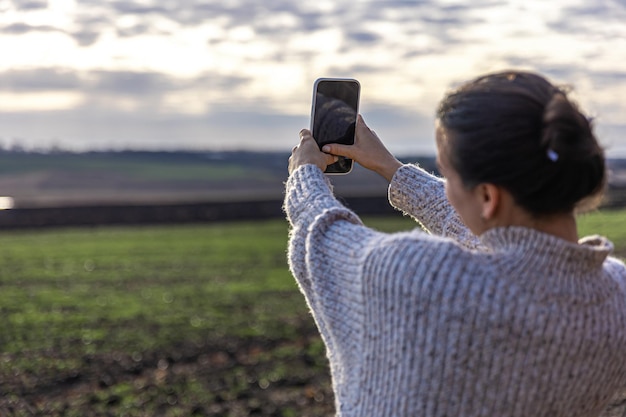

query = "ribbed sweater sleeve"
[[284, 164, 367, 296], [284, 164, 386, 398], [388, 164, 481, 249]]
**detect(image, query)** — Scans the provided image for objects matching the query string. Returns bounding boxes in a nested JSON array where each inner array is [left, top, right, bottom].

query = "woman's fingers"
[[289, 129, 338, 173]]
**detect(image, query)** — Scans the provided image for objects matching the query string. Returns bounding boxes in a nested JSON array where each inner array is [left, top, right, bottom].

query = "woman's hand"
[[288, 129, 338, 174], [321, 115, 403, 182]]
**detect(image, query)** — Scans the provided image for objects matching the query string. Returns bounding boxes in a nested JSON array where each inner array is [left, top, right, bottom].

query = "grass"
[[577, 209, 626, 256], [0, 221, 298, 353], [0, 211, 624, 416]]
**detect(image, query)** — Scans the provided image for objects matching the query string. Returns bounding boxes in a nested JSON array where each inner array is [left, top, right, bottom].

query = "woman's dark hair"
[[436, 70, 606, 215]]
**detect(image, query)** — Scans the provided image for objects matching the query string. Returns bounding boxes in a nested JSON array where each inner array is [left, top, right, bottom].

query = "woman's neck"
[[527, 213, 579, 243], [475, 184, 579, 243], [499, 209, 579, 243]]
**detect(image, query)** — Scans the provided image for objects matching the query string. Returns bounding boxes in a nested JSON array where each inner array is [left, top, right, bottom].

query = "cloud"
[[12, 0, 48, 10], [590, 70, 626, 85], [69, 15, 111, 46], [0, 67, 256, 120], [109, 0, 167, 16], [1, 22, 103, 48], [89, 71, 178, 96], [105, 1, 281, 27], [70, 31, 99, 47], [0, 68, 82, 92], [560, 1, 626, 20], [548, 1, 626, 36], [1, 22, 61, 35], [0, 11, 111, 47], [0, 65, 251, 91], [345, 31, 380, 44], [116, 23, 153, 38]]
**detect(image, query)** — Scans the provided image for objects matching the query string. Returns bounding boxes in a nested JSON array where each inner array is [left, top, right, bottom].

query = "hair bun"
[[540, 91, 606, 212], [541, 92, 594, 159], [437, 70, 606, 215]]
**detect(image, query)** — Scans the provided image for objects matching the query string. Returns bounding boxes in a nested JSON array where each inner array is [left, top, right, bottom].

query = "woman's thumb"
[[322, 143, 353, 159]]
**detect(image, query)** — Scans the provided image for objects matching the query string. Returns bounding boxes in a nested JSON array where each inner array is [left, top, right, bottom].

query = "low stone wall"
[[0, 190, 623, 230], [0, 196, 399, 229]]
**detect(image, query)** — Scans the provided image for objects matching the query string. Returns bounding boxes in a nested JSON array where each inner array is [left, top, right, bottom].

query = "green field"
[[0, 212, 625, 416]]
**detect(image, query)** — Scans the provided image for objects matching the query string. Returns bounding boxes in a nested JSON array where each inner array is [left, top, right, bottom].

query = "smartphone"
[[310, 78, 360, 174]]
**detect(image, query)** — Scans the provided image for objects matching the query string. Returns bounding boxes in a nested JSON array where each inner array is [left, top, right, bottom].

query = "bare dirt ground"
[[1, 324, 336, 417], [3, 332, 625, 417]]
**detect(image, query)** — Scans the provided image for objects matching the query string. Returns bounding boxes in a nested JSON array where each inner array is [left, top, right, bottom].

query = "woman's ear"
[[477, 183, 501, 221]]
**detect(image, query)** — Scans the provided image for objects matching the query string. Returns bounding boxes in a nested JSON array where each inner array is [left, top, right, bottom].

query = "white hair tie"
[[547, 149, 559, 162]]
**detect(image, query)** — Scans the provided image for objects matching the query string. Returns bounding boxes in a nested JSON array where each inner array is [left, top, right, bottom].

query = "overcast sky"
[[0, 0, 625, 156]]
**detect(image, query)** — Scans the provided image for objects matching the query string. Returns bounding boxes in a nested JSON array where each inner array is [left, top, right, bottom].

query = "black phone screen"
[[311, 78, 360, 174]]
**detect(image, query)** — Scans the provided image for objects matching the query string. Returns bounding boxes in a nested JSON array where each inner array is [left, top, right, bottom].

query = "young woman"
[[284, 70, 626, 417]]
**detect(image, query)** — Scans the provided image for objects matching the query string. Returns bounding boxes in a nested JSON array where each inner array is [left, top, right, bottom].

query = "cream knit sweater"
[[284, 163, 626, 417]]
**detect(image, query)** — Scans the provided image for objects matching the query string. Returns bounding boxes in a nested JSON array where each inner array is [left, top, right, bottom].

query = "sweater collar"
[[478, 226, 613, 271]]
